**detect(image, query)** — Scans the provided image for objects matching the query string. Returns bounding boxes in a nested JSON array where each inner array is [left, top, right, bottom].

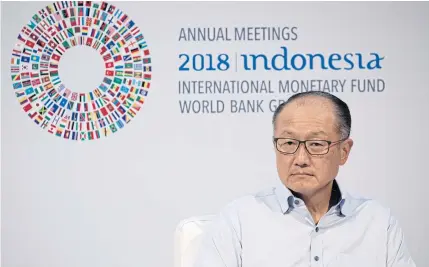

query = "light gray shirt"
[[194, 180, 416, 267]]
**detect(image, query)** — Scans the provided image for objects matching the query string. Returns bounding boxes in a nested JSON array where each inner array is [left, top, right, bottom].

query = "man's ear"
[[340, 138, 353, 165]]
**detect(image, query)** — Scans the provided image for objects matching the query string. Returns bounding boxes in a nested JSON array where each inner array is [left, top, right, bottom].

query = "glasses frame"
[[272, 137, 348, 155]]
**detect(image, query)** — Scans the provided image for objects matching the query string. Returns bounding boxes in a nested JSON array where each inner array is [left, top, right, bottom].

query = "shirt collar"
[[274, 178, 355, 217]]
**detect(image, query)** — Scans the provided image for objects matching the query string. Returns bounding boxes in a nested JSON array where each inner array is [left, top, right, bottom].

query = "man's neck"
[[294, 181, 335, 224]]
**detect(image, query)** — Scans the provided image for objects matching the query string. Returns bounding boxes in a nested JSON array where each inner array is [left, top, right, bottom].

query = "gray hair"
[[272, 91, 351, 139]]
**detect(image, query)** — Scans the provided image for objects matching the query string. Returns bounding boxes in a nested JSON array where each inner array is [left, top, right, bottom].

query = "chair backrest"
[[174, 215, 215, 267]]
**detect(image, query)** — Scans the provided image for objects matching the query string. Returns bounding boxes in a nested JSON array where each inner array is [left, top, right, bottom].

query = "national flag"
[[60, 98, 68, 107], [48, 124, 56, 134], [98, 85, 107, 93], [62, 40, 70, 50], [142, 81, 150, 89], [25, 40, 35, 48], [31, 79, 41, 86], [102, 126, 110, 136], [23, 103, 33, 112], [11, 66, 20, 73], [21, 64, 30, 71], [21, 56, 30, 63], [133, 55, 142, 62], [22, 80, 31, 87], [118, 106, 126, 114], [106, 41, 115, 50], [63, 88, 72, 97], [112, 98, 120, 107], [64, 130, 71, 139], [99, 46, 107, 55], [34, 114, 44, 125], [67, 101, 74, 111], [113, 77, 122, 84], [19, 96, 28, 105], [37, 39, 46, 48], [138, 42, 147, 50], [124, 33, 132, 41], [79, 94, 86, 102], [136, 95, 145, 104], [15, 90, 25, 98], [41, 120, 49, 129], [86, 37, 93, 46], [30, 32, 39, 41], [71, 131, 78, 140], [128, 108, 137, 117], [100, 107, 108, 117], [115, 119, 124, 129], [109, 123, 118, 133], [107, 103, 114, 112], [71, 112, 78, 121], [122, 114, 131, 123], [51, 54, 61, 61], [71, 92, 78, 101], [31, 55, 40, 62], [67, 27, 74, 37], [41, 70, 49, 77], [70, 17, 77, 26], [112, 33, 120, 41], [103, 53, 112, 61], [123, 100, 132, 109], [103, 77, 112, 85]]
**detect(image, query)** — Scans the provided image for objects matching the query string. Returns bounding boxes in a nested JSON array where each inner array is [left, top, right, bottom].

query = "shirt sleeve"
[[193, 205, 242, 267], [386, 215, 416, 267]]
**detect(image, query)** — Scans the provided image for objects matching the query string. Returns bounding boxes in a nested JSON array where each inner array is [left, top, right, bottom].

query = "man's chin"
[[285, 179, 318, 195]]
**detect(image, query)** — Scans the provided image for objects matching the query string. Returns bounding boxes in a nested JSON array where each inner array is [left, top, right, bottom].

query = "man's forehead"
[[286, 96, 333, 111], [275, 97, 338, 134], [278, 103, 335, 122]]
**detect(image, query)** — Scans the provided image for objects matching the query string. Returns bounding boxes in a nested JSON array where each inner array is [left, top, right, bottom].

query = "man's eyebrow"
[[280, 130, 294, 136], [307, 130, 329, 137], [279, 130, 329, 137]]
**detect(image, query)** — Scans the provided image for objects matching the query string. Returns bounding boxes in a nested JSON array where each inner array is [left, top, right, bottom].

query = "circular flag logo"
[[10, 1, 152, 141]]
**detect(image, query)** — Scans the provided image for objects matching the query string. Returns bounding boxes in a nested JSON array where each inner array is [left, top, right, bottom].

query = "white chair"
[[174, 215, 215, 267]]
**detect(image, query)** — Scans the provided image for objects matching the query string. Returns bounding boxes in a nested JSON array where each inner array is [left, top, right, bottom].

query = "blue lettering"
[[328, 53, 341, 70]]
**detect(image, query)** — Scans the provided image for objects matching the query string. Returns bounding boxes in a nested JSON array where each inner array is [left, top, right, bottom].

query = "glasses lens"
[[306, 140, 329, 155], [277, 138, 299, 154]]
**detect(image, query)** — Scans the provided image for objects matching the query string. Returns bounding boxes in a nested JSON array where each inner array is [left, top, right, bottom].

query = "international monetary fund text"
[[178, 79, 385, 114]]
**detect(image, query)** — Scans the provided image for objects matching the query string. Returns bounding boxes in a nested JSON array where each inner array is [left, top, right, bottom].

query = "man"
[[193, 92, 416, 267]]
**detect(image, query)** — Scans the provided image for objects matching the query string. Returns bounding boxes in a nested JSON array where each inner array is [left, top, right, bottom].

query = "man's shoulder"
[[217, 186, 279, 216], [344, 190, 394, 220], [226, 186, 277, 204]]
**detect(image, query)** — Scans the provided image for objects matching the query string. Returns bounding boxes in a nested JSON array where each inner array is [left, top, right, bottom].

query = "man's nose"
[[294, 143, 311, 167]]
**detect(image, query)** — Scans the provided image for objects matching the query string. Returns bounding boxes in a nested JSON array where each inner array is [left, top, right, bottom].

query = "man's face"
[[274, 96, 353, 196]]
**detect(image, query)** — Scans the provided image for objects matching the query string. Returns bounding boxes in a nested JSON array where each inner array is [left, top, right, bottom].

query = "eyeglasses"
[[273, 137, 347, 155]]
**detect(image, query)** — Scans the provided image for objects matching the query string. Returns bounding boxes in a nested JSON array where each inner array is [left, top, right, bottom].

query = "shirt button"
[[314, 256, 319, 261], [294, 199, 300, 205], [315, 227, 319, 232]]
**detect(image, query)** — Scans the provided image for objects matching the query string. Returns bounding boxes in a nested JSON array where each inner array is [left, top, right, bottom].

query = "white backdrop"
[[1, 1, 429, 267]]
